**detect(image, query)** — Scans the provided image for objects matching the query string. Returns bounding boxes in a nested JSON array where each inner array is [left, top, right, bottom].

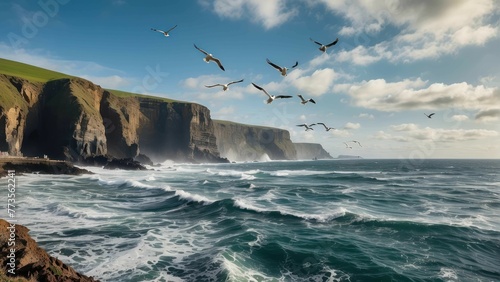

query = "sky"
[[0, 0, 499, 159]]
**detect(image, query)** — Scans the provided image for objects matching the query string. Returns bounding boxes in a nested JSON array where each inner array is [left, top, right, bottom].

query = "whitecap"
[[175, 190, 214, 205]]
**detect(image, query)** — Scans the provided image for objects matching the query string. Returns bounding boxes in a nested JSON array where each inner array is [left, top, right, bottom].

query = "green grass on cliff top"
[[0, 58, 179, 103], [213, 119, 276, 129], [0, 58, 72, 82]]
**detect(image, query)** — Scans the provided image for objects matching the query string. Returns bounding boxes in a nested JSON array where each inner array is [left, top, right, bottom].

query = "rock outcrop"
[[294, 143, 333, 160], [0, 219, 99, 282], [0, 73, 227, 164], [213, 120, 297, 162]]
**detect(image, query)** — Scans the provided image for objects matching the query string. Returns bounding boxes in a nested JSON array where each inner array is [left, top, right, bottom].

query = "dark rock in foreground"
[[80, 155, 147, 170], [0, 157, 91, 178], [0, 219, 100, 282]]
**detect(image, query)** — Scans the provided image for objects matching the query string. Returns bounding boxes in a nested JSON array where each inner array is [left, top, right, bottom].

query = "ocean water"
[[3, 159, 500, 281]]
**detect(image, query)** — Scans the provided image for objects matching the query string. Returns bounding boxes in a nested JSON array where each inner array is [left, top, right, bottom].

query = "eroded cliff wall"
[[213, 120, 297, 162], [0, 74, 226, 163], [294, 142, 333, 160]]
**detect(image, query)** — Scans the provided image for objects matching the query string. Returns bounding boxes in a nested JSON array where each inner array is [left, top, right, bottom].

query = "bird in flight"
[[251, 83, 292, 104], [343, 142, 353, 149], [316, 122, 335, 131], [205, 79, 244, 91], [194, 44, 225, 71], [424, 113, 435, 119], [350, 140, 362, 147], [151, 25, 177, 37], [266, 58, 298, 76], [310, 37, 339, 53], [298, 95, 316, 104], [297, 124, 316, 131]]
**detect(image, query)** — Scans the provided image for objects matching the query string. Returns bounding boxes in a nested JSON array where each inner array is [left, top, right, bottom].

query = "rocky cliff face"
[[294, 143, 333, 160], [0, 74, 226, 163], [213, 120, 297, 162], [0, 219, 99, 281]]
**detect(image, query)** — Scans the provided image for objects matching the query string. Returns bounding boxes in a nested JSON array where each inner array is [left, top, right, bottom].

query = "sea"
[[3, 159, 500, 282]]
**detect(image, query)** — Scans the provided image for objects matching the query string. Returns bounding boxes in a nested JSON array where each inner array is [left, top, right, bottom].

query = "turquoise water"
[[4, 159, 500, 281]]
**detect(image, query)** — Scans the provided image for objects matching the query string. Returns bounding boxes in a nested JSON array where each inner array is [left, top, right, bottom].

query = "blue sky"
[[1, 0, 499, 159]]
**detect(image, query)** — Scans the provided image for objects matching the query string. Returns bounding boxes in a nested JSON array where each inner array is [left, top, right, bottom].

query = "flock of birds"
[[151, 24, 432, 151]]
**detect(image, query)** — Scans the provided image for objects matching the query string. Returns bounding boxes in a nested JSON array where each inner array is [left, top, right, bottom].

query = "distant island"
[[0, 58, 332, 167]]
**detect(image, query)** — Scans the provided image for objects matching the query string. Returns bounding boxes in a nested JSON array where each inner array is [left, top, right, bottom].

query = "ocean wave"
[[48, 203, 117, 219], [97, 178, 156, 189], [175, 189, 215, 205]]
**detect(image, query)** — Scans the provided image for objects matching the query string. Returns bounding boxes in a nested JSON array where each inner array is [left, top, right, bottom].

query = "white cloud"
[[80, 75, 132, 89], [358, 113, 374, 119], [329, 129, 351, 138], [344, 122, 360, 130], [388, 123, 498, 141], [287, 68, 338, 96], [451, 115, 469, 122], [207, 0, 297, 29], [317, 0, 499, 64], [475, 108, 500, 122], [335, 78, 500, 113]]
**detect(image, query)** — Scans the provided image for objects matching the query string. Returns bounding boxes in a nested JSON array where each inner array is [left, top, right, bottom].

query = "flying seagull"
[[205, 79, 244, 91], [297, 123, 316, 131], [151, 25, 177, 37], [310, 37, 339, 53], [194, 44, 225, 71], [316, 122, 335, 131], [298, 95, 316, 104], [251, 83, 292, 104], [266, 58, 298, 76], [424, 113, 435, 119], [343, 142, 353, 149], [350, 140, 362, 147]]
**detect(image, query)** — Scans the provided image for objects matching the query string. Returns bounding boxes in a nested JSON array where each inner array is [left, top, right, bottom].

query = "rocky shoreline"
[[0, 157, 91, 178], [0, 219, 100, 282]]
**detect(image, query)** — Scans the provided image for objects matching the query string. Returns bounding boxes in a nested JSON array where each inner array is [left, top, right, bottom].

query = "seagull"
[[424, 113, 435, 119], [194, 44, 225, 71], [310, 37, 339, 53], [205, 79, 244, 91], [350, 140, 362, 147], [151, 25, 177, 37], [251, 83, 292, 104], [343, 142, 353, 149], [316, 122, 335, 131], [298, 95, 316, 104], [266, 58, 298, 76], [297, 124, 316, 131]]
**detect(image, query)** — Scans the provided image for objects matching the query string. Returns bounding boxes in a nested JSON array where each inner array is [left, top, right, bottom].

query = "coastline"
[[0, 157, 91, 178]]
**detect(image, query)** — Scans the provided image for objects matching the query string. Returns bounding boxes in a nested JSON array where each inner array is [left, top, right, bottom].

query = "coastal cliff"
[[0, 69, 226, 163], [213, 120, 297, 162], [294, 143, 333, 160]]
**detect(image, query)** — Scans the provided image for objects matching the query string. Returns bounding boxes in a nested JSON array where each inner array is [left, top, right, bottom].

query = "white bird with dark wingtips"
[[266, 58, 298, 76], [343, 142, 353, 149], [350, 140, 362, 147], [205, 79, 244, 91], [251, 83, 292, 104], [310, 37, 339, 53], [424, 113, 435, 119], [298, 94, 316, 104], [151, 25, 177, 37], [316, 122, 335, 131], [194, 44, 225, 71], [297, 123, 316, 131]]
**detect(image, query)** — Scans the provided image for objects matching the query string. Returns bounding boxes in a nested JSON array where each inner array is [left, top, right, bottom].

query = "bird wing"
[[165, 24, 178, 33], [325, 38, 339, 47], [309, 98, 316, 104], [194, 44, 209, 55], [212, 57, 225, 71], [291, 61, 298, 68], [266, 59, 282, 71], [317, 122, 328, 129], [429, 113, 435, 117], [309, 38, 323, 46], [296, 124, 307, 127], [276, 95, 292, 99], [228, 79, 244, 86], [298, 94, 306, 102], [151, 28, 164, 33], [252, 83, 271, 98], [205, 84, 222, 88]]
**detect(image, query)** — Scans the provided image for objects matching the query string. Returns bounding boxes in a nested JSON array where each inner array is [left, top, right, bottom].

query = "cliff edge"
[[294, 143, 333, 160], [0, 219, 99, 282]]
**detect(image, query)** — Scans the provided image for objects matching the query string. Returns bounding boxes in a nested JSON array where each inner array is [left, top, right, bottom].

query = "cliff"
[[0, 61, 227, 163], [294, 143, 333, 160], [213, 120, 297, 162], [0, 219, 99, 281]]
